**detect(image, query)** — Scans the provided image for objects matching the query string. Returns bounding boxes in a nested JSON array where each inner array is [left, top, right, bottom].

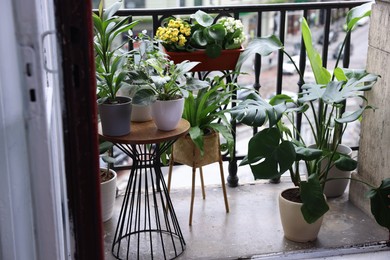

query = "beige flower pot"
[[131, 103, 152, 122], [168, 131, 229, 225], [172, 131, 220, 167], [279, 188, 324, 242]]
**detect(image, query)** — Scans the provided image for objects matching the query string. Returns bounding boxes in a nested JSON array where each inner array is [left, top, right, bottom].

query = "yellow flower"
[[171, 29, 179, 37], [178, 35, 187, 46]]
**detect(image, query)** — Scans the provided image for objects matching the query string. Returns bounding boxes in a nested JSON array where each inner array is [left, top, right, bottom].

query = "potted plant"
[[130, 44, 210, 131], [167, 75, 237, 225], [231, 3, 390, 242], [99, 140, 117, 222], [155, 10, 245, 71], [125, 30, 162, 122], [93, 0, 139, 136]]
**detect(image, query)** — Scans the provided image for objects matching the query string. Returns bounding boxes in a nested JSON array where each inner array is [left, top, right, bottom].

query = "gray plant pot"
[[98, 96, 132, 136]]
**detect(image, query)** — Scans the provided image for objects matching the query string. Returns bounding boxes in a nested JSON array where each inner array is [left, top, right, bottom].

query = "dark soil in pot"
[[281, 188, 302, 203], [100, 169, 114, 183]]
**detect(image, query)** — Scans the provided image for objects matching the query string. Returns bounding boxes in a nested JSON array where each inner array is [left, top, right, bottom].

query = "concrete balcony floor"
[[103, 163, 389, 259]]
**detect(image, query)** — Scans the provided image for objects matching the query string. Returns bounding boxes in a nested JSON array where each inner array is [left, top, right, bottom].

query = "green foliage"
[[182, 75, 237, 158], [231, 3, 390, 228], [124, 33, 211, 104], [93, 0, 139, 103], [367, 179, 390, 230]]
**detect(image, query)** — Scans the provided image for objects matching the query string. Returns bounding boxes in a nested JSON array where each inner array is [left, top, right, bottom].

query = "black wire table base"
[[112, 141, 186, 260]]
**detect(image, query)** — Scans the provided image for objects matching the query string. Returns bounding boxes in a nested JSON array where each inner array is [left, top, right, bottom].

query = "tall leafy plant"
[[232, 3, 390, 230], [93, 0, 139, 103]]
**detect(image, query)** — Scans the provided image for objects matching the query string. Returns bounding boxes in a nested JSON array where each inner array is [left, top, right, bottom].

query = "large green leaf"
[[300, 174, 330, 223], [301, 18, 331, 85], [103, 1, 122, 20], [295, 146, 323, 161], [185, 77, 210, 91], [190, 30, 208, 47], [206, 24, 226, 41], [298, 83, 326, 103], [334, 155, 357, 171], [236, 35, 283, 70], [245, 128, 296, 179], [367, 178, 390, 230], [335, 105, 375, 124], [192, 10, 214, 27], [209, 123, 234, 158], [99, 141, 114, 154], [346, 2, 373, 31], [322, 73, 379, 105], [230, 92, 286, 127], [188, 126, 204, 155], [132, 88, 156, 105]]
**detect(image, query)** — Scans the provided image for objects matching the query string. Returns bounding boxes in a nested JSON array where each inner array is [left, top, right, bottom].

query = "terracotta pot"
[[172, 131, 220, 167], [98, 96, 132, 136], [100, 168, 117, 222], [164, 47, 243, 72], [279, 188, 324, 242], [151, 98, 184, 131]]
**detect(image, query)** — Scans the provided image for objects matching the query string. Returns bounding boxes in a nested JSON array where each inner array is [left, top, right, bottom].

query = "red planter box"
[[164, 47, 243, 72]]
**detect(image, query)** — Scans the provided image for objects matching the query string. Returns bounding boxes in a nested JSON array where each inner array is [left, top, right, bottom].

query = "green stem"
[[284, 51, 305, 84]]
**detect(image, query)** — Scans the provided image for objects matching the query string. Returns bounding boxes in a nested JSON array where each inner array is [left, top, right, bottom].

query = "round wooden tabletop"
[[98, 119, 190, 145]]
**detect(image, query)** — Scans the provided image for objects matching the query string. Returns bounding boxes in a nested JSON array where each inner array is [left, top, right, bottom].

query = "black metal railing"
[[110, 0, 370, 186]]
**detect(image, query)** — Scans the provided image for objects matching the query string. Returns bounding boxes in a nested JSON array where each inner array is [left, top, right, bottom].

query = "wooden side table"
[[99, 119, 190, 260]]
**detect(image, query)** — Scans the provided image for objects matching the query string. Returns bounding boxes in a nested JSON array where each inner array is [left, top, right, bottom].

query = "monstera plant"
[[231, 2, 390, 240]]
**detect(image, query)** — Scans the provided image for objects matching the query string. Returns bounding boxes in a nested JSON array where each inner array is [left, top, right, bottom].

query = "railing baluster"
[[322, 8, 332, 68], [276, 10, 286, 95], [296, 9, 308, 142], [253, 11, 262, 136]]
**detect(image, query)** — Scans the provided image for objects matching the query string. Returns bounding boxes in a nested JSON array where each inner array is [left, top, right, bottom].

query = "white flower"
[[142, 29, 147, 34]]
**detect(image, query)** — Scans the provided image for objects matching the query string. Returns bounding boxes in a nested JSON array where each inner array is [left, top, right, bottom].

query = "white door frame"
[[0, 0, 70, 259]]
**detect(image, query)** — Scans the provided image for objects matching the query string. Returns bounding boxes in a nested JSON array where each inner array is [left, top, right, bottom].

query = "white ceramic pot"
[[131, 104, 152, 122], [309, 144, 352, 198], [100, 168, 117, 222], [151, 98, 184, 131], [323, 144, 352, 198], [279, 188, 324, 242]]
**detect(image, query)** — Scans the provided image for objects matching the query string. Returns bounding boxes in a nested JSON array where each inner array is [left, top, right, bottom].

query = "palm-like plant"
[[182, 76, 236, 158], [93, 0, 139, 103]]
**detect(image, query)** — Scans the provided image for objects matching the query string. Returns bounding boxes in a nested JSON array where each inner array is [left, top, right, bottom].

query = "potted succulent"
[[167, 75, 237, 225], [130, 42, 210, 131], [231, 3, 390, 242], [155, 10, 245, 71], [99, 140, 117, 222], [93, 0, 139, 136]]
